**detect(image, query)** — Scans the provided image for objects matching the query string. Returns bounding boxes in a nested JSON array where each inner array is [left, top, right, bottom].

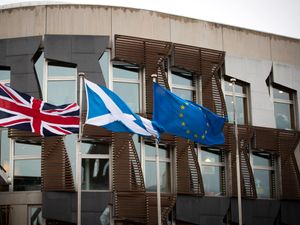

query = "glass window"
[[0, 68, 10, 85], [199, 147, 225, 196], [144, 142, 171, 193], [28, 206, 44, 225], [224, 78, 249, 125], [171, 71, 195, 101], [81, 142, 110, 191], [46, 64, 77, 105], [13, 142, 41, 191], [34, 53, 44, 96], [273, 87, 295, 130], [99, 51, 110, 87], [0, 129, 9, 175], [251, 151, 275, 199], [113, 63, 140, 113]]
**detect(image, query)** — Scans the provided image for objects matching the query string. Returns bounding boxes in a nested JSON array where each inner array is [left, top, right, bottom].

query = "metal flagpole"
[[76, 72, 85, 225], [151, 74, 162, 225], [230, 78, 243, 225]]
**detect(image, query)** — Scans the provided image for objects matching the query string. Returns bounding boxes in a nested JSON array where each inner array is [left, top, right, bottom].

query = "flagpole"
[[77, 72, 85, 225], [151, 74, 162, 225], [230, 78, 243, 225]]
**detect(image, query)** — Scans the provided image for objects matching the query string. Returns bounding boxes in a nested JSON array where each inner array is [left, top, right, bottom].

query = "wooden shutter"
[[42, 137, 74, 191]]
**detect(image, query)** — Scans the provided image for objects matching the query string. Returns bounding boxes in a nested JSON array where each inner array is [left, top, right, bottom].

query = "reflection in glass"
[[273, 88, 290, 100], [0, 129, 9, 174], [274, 102, 291, 129], [48, 80, 76, 105], [173, 88, 193, 101], [225, 80, 244, 94], [15, 142, 41, 156], [14, 159, 41, 191], [48, 65, 76, 77], [132, 135, 141, 159], [29, 206, 43, 225], [34, 53, 44, 96], [113, 82, 139, 113], [144, 143, 169, 158], [65, 134, 77, 179], [99, 51, 109, 87], [81, 142, 109, 154], [172, 72, 193, 86], [201, 148, 221, 163], [202, 166, 224, 196], [254, 169, 273, 198], [145, 161, 170, 192], [0, 70, 10, 85], [253, 152, 272, 167], [225, 95, 245, 124], [113, 65, 139, 80], [82, 158, 109, 190]]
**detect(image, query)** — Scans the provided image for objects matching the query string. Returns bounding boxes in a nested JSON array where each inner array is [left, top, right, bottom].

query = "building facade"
[[0, 2, 300, 225]]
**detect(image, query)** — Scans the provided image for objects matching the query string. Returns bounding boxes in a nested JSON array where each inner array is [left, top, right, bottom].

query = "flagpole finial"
[[151, 74, 158, 83], [78, 72, 85, 77]]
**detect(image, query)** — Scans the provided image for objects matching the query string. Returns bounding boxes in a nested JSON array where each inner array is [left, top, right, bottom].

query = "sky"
[[0, 0, 299, 39]]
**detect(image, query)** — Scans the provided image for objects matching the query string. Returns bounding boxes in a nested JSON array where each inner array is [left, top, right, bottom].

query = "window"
[[171, 71, 196, 101], [0, 67, 10, 85], [13, 141, 41, 191], [46, 63, 77, 105], [99, 51, 110, 87], [0, 129, 10, 192], [133, 136, 173, 193], [273, 85, 296, 129], [113, 63, 141, 113], [81, 142, 110, 190], [198, 147, 226, 196], [28, 205, 44, 225], [251, 151, 276, 199], [142, 140, 172, 193], [224, 77, 249, 125]]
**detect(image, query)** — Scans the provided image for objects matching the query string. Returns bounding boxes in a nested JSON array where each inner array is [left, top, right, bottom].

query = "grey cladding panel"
[[44, 35, 109, 86], [0, 36, 42, 98]]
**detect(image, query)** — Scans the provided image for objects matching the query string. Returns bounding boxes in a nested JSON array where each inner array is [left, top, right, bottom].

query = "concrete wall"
[[0, 4, 300, 129]]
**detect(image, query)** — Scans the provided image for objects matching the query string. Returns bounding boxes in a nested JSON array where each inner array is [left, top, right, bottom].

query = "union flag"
[[0, 83, 80, 136]]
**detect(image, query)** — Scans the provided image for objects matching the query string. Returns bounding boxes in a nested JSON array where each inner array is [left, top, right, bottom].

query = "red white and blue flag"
[[0, 83, 80, 136]]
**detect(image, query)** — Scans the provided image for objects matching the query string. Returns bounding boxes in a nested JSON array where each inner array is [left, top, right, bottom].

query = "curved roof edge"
[[0, 1, 299, 41]]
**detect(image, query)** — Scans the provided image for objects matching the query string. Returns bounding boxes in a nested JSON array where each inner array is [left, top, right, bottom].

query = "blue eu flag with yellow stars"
[[153, 83, 226, 146]]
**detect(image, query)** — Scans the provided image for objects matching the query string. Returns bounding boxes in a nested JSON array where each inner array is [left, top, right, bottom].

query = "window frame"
[[197, 146, 226, 197], [250, 149, 277, 199], [272, 83, 296, 130], [223, 76, 250, 125], [80, 140, 112, 192], [112, 62, 143, 113]]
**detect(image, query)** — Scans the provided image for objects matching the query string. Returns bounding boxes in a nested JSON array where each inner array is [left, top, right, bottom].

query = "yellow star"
[[179, 113, 183, 118], [185, 102, 189, 106], [194, 134, 198, 138], [186, 130, 190, 134], [181, 105, 185, 110], [181, 122, 186, 126], [201, 135, 205, 139]]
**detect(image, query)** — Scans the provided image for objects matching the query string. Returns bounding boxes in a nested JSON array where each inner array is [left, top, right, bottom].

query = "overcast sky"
[[1, 0, 299, 39]]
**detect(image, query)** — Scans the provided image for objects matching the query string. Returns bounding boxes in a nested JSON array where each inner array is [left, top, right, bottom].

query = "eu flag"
[[153, 83, 226, 145]]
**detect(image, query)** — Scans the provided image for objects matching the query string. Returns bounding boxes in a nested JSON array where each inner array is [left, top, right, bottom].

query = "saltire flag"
[[0, 83, 80, 136], [153, 83, 226, 145], [84, 79, 159, 139]]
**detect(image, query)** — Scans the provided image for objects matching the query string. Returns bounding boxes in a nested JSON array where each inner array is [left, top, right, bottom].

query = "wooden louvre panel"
[[146, 193, 176, 225], [278, 130, 300, 199], [8, 128, 41, 142], [224, 124, 257, 198], [41, 136, 74, 191], [172, 44, 226, 116], [114, 34, 171, 117], [253, 127, 279, 153], [112, 132, 148, 223], [176, 137, 204, 195]]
